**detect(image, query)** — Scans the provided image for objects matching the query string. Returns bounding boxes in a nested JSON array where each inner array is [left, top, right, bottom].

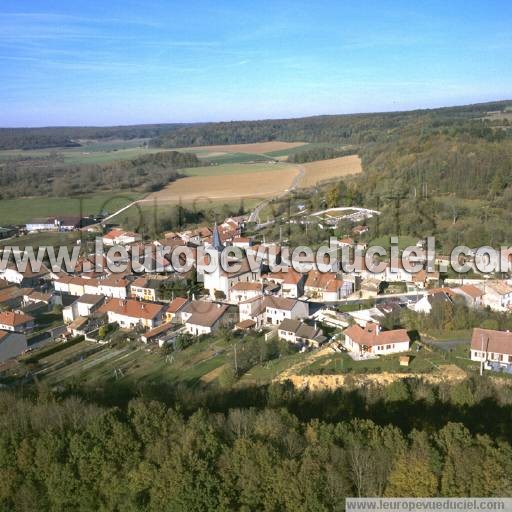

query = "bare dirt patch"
[[300, 155, 362, 187], [275, 363, 468, 391]]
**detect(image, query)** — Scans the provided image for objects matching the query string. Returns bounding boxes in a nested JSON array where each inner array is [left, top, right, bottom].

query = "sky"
[[1, 0, 511, 127]]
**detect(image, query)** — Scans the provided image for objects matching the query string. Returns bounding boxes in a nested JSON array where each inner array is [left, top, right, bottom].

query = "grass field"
[[0, 231, 83, 249], [181, 161, 289, 177], [300, 155, 362, 187], [0, 192, 143, 225]]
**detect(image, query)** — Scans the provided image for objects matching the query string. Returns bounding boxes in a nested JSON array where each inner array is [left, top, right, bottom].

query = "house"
[[238, 295, 309, 329], [97, 299, 165, 329], [232, 237, 251, 248], [277, 319, 327, 348], [0, 330, 28, 363], [263, 269, 306, 299], [97, 276, 128, 299], [304, 271, 352, 301], [453, 284, 484, 308], [343, 321, 410, 355], [338, 237, 355, 248], [411, 269, 440, 289], [63, 294, 105, 323], [181, 300, 231, 335], [482, 281, 512, 311], [164, 297, 190, 323], [0, 286, 31, 309], [0, 311, 35, 333], [140, 322, 177, 345], [129, 275, 172, 302], [229, 281, 263, 303], [470, 328, 512, 368], [413, 289, 455, 314], [102, 229, 142, 246], [0, 262, 50, 287]]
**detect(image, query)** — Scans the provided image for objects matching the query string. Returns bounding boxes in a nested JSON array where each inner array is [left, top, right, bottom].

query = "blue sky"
[[1, 0, 511, 126]]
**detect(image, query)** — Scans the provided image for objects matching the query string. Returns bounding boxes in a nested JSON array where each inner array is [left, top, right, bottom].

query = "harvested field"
[[148, 166, 301, 203], [300, 155, 362, 187], [178, 141, 306, 154]]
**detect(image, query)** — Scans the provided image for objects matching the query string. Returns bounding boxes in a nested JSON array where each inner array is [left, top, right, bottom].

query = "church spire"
[[212, 222, 224, 251]]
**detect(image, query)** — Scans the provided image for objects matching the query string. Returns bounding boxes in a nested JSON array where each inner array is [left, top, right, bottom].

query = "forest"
[[0, 151, 200, 200], [1, 373, 512, 511], [0, 124, 186, 150]]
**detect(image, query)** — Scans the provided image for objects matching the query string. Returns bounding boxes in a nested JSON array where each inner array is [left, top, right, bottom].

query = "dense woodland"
[[0, 124, 185, 150], [287, 146, 357, 163], [0, 151, 200, 200], [1, 375, 512, 511]]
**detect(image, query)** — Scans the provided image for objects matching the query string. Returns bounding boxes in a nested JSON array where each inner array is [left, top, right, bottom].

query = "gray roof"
[[0, 331, 28, 363]]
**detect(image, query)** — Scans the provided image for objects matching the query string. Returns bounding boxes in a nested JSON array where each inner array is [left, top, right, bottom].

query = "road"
[[248, 165, 305, 225]]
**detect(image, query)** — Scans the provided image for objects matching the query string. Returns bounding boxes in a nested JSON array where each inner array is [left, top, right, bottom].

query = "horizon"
[[2, 0, 512, 127], [2, 97, 512, 130]]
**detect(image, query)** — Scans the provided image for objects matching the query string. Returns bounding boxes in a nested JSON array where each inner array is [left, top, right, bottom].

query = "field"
[[175, 141, 306, 155], [0, 192, 143, 225], [147, 162, 301, 203], [300, 155, 362, 187]]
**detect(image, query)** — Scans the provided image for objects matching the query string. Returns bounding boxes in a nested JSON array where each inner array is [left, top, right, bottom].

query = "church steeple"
[[212, 222, 224, 251]]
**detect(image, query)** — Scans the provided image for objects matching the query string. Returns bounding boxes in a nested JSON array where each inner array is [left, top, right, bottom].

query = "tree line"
[[1, 373, 512, 510]]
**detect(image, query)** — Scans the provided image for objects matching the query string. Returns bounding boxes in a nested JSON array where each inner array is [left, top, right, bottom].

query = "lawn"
[[369, 235, 420, 252], [301, 343, 454, 375], [0, 230, 82, 249], [0, 192, 143, 225]]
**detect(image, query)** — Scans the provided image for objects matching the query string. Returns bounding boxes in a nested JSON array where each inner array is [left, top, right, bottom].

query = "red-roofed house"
[[305, 271, 352, 301], [98, 299, 165, 329], [102, 229, 142, 246], [343, 321, 410, 355], [0, 311, 35, 333]]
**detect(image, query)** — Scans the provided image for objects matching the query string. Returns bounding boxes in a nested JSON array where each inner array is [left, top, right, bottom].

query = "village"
[[1, 212, 512, 384]]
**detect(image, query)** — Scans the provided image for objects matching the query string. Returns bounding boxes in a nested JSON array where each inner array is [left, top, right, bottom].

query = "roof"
[[98, 299, 165, 320], [166, 297, 189, 314], [183, 300, 229, 327], [235, 319, 256, 329], [142, 322, 175, 340], [344, 322, 409, 346], [486, 281, 512, 296], [67, 316, 88, 331], [457, 284, 484, 299], [231, 281, 262, 291], [471, 328, 512, 354], [305, 271, 343, 292], [77, 294, 104, 306], [98, 276, 128, 288], [265, 269, 304, 285], [278, 319, 323, 341], [0, 311, 34, 327], [264, 295, 300, 311]]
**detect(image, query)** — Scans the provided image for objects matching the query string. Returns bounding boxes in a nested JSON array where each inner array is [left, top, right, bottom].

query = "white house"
[[343, 321, 410, 355], [0, 311, 35, 333], [98, 276, 128, 299], [470, 327, 512, 368], [413, 289, 454, 314], [181, 300, 230, 336], [453, 284, 484, 308], [482, 281, 512, 312], [277, 319, 326, 348], [102, 229, 142, 247], [238, 295, 308, 329], [97, 299, 165, 329], [304, 270, 352, 301], [229, 281, 263, 303], [263, 269, 306, 299], [63, 294, 105, 323]]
